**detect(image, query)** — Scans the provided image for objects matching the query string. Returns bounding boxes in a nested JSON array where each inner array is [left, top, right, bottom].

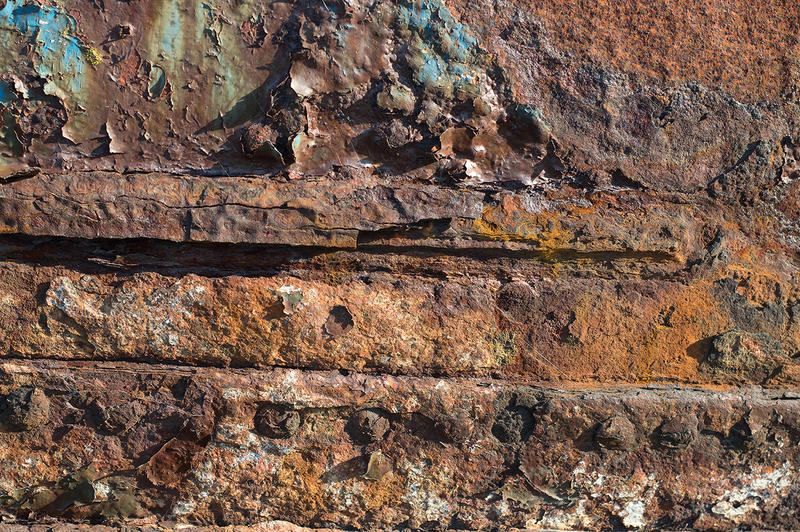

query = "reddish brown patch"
[[116, 49, 141, 87], [145, 439, 205, 488], [778, 182, 800, 220], [528, 0, 800, 101], [454, 0, 800, 102], [240, 17, 267, 48]]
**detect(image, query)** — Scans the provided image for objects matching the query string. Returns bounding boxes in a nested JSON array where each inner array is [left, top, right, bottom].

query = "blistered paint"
[[0, 0, 546, 180]]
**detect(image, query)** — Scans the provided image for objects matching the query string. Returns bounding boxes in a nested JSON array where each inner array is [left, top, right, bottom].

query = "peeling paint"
[[0, 0, 90, 100]]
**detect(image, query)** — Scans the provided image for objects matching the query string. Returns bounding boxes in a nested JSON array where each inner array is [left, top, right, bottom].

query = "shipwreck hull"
[[1, 0, 800, 529]]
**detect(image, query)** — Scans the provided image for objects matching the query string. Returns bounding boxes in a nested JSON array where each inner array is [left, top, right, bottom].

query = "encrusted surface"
[[1, 360, 800, 530], [1, 0, 800, 529], [1, 229, 800, 386]]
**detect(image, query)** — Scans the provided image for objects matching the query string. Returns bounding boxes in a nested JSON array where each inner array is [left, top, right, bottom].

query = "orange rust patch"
[[473, 195, 590, 246], [630, 283, 729, 383], [272, 452, 325, 522]]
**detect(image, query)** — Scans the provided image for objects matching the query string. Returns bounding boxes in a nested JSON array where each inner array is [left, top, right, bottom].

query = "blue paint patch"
[[509, 103, 546, 123], [0, 0, 89, 99], [158, 0, 186, 62], [148, 65, 167, 99], [0, 80, 15, 105], [416, 56, 446, 89], [396, 0, 482, 99]]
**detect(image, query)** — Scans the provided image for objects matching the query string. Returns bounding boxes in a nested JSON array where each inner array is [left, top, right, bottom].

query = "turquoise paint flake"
[[158, 0, 186, 62], [0, 0, 90, 100], [0, 80, 15, 105], [396, 0, 482, 99]]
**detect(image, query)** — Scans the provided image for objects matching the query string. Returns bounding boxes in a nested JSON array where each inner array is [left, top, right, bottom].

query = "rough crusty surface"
[[1, 360, 800, 530], [1, 0, 800, 529]]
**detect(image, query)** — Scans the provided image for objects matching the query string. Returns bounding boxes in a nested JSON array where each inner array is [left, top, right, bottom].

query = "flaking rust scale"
[[0, 0, 800, 529]]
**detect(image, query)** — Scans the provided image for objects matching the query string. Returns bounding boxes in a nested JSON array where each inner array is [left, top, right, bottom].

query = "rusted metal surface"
[[1, 0, 800, 529], [1, 360, 800, 529]]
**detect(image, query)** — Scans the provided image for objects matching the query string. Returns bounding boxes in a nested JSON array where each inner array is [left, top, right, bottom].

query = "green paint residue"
[[142, 0, 266, 132], [0, 110, 23, 157]]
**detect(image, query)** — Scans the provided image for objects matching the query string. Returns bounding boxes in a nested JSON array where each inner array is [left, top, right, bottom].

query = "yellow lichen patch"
[[492, 330, 517, 366], [83, 47, 103, 66]]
